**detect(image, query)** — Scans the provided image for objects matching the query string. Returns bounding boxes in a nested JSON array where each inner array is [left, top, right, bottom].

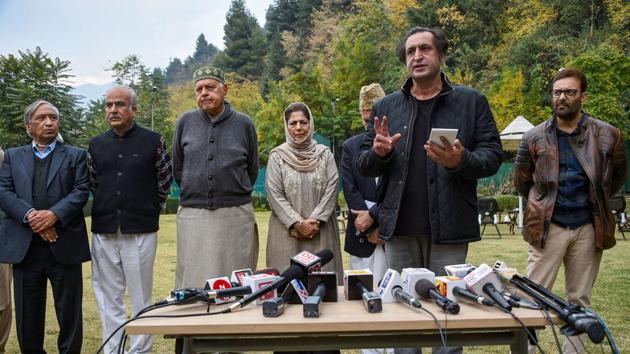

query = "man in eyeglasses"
[[514, 68, 626, 353]]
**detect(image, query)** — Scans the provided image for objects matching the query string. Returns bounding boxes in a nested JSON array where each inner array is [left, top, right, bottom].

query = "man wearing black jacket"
[[357, 27, 502, 312]]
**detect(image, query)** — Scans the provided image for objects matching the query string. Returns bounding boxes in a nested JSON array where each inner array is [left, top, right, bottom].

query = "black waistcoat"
[[88, 124, 163, 234]]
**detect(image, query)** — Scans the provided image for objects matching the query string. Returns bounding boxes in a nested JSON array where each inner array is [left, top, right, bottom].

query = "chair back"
[[609, 194, 626, 221], [478, 197, 499, 224]]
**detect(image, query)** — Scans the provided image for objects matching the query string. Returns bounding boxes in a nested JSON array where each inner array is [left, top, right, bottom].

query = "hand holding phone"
[[429, 128, 458, 148]]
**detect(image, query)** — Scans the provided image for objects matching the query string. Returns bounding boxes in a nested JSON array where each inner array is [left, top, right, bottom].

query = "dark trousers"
[[13, 240, 83, 354]]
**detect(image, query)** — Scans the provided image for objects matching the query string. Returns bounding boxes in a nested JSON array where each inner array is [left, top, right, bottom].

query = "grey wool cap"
[[359, 83, 385, 111]]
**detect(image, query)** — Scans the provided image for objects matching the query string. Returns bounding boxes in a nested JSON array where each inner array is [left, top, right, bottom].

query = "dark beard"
[[552, 102, 581, 121]]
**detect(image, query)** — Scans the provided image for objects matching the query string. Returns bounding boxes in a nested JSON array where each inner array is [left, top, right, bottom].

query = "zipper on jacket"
[[391, 98, 418, 231]]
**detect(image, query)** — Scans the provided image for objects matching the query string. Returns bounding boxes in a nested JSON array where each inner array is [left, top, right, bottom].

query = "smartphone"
[[429, 128, 458, 148]]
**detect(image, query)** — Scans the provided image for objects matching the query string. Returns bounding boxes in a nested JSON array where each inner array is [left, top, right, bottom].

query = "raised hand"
[[373, 116, 402, 158]]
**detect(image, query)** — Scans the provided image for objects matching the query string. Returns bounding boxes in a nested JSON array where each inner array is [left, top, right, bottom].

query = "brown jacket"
[[514, 113, 627, 250]]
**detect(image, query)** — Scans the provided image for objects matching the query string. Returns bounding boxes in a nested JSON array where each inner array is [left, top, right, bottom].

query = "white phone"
[[429, 128, 458, 148]]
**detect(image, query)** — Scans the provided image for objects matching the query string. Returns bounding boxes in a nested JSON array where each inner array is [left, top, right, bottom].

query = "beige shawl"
[[271, 102, 327, 172]]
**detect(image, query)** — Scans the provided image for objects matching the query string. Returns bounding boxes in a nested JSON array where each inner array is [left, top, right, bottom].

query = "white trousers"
[[350, 245, 393, 354], [349, 244, 388, 288], [92, 231, 157, 354]]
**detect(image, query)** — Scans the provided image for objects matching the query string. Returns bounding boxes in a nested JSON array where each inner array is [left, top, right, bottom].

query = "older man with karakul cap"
[[172, 66, 260, 289]]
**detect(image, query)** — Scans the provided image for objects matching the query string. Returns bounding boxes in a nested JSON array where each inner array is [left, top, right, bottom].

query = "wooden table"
[[126, 288, 558, 353]]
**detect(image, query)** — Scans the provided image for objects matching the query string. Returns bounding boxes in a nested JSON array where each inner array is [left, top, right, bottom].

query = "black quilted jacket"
[[357, 74, 503, 243]]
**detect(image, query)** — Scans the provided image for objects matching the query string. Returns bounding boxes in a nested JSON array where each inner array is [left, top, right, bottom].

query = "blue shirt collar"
[[31, 140, 57, 159]]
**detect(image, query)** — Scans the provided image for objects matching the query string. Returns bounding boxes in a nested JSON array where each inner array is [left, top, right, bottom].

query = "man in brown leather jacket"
[[514, 68, 626, 353]]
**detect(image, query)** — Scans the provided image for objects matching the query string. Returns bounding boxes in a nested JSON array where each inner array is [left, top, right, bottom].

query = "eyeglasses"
[[552, 89, 579, 98]]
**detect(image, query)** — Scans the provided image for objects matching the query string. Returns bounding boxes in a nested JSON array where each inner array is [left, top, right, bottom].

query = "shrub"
[[495, 194, 519, 211], [252, 194, 270, 211], [337, 191, 347, 209], [83, 198, 93, 216], [163, 198, 180, 214]]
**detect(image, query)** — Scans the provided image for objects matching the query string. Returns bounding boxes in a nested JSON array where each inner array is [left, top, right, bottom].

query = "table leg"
[[511, 329, 529, 354], [182, 337, 196, 354]]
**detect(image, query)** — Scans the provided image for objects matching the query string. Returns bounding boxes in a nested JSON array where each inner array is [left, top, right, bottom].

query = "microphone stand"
[[510, 274, 605, 344]]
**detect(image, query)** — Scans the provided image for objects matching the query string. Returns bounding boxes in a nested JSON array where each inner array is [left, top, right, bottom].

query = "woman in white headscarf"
[[265, 102, 343, 275]]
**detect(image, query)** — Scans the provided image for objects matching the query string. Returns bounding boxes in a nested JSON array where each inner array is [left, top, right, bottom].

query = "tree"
[[568, 43, 630, 137], [165, 35, 220, 85], [108, 56, 174, 143], [263, 0, 325, 81], [487, 68, 529, 130], [215, 0, 267, 79], [168, 80, 197, 118], [165, 57, 187, 85], [81, 98, 108, 141], [0, 48, 83, 148], [109, 55, 146, 87]]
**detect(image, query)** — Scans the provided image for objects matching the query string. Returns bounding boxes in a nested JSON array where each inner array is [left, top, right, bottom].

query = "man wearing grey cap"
[[173, 66, 259, 289], [342, 83, 393, 354], [342, 83, 387, 283]]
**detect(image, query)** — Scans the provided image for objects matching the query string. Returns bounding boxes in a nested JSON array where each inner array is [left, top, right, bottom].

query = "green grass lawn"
[[4, 212, 629, 353]]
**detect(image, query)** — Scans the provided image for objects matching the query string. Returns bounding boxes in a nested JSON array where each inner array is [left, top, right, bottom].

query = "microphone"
[[203, 285, 252, 300], [400, 268, 435, 298], [463, 264, 512, 311], [377, 269, 404, 303], [263, 279, 308, 317], [435, 276, 467, 302], [291, 250, 323, 274], [415, 279, 460, 314], [344, 269, 382, 313], [157, 286, 252, 305], [504, 294, 520, 308], [205, 276, 236, 304], [157, 288, 198, 305], [377, 269, 421, 309], [392, 286, 422, 309], [229, 249, 334, 312], [483, 283, 512, 311], [452, 287, 493, 306], [356, 281, 382, 313], [303, 272, 338, 318]]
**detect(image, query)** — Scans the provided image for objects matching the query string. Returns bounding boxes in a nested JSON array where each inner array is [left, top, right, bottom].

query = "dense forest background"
[[1, 0, 628, 163]]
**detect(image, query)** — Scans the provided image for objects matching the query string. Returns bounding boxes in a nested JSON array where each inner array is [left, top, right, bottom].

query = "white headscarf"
[[271, 102, 328, 172]]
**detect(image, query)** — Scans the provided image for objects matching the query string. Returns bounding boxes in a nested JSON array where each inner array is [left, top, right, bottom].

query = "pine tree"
[[215, 0, 267, 79]]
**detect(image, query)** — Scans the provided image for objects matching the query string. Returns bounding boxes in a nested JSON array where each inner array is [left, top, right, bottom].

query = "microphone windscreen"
[[315, 249, 334, 266], [280, 249, 335, 286], [414, 279, 435, 299], [281, 264, 306, 279]]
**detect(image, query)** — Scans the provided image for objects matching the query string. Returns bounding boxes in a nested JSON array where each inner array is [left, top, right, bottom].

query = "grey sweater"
[[173, 103, 259, 209]]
